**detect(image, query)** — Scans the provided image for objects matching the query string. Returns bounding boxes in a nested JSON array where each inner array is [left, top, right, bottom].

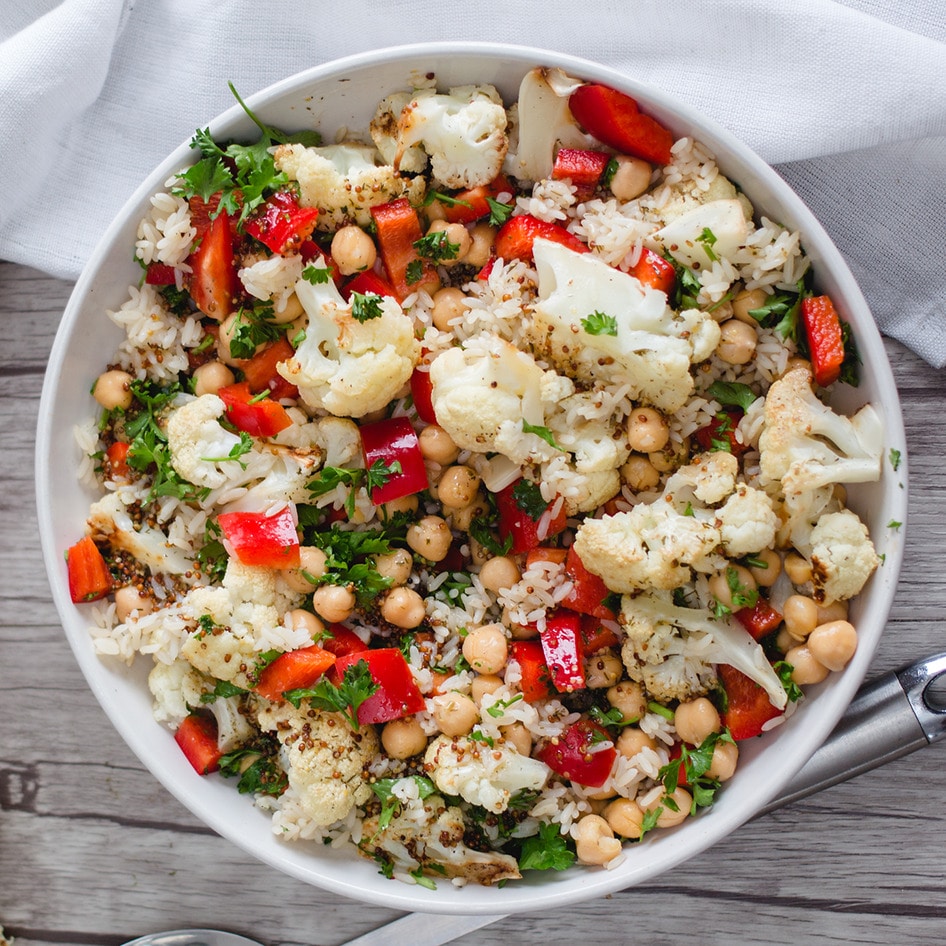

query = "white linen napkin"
[[1, 0, 944, 363]]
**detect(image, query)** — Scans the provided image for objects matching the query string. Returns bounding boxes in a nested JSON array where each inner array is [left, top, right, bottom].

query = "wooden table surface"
[[3, 258, 946, 946]]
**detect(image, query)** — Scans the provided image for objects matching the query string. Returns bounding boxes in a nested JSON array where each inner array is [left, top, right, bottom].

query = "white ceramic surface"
[[36, 42, 908, 915]]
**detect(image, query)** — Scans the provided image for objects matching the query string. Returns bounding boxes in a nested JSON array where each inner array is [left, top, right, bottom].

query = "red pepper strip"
[[359, 416, 428, 506], [801, 295, 846, 387], [476, 257, 498, 281], [322, 625, 369, 684], [718, 664, 783, 740], [736, 597, 783, 641], [627, 247, 676, 296], [579, 613, 621, 656], [525, 546, 568, 569], [511, 640, 554, 703], [409, 367, 437, 424], [218, 381, 292, 438], [439, 174, 514, 224], [175, 714, 222, 774], [539, 609, 586, 693], [693, 408, 748, 456], [189, 208, 239, 320], [493, 214, 589, 263], [334, 648, 426, 725], [105, 441, 131, 480], [217, 506, 300, 569], [370, 198, 440, 301], [568, 83, 674, 165], [66, 535, 112, 603], [341, 268, 398, 301], [495, 480, 568, 555], [240, 335, 299, 402], [551, 148, 612, 198], [244, 190, 319, 255], [537, 718, 617, 788], [144, 263, 177, 286], [254, 645, 337, 702], [559, 545, 616, 620]]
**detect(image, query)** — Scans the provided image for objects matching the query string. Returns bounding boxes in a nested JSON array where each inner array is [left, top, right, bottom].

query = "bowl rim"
[[36, 40, 908, 914]]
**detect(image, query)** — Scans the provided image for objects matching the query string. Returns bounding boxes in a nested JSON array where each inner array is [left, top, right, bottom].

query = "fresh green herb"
[[647, 700, 675, 721], [589, 704, 636, 729], [638, 806, 662, 840], [291, 328, 306, 347], [518, 822, 576, 872], [839, 320, 861, 387], [486, 694, 523, 718], [302, 264, 332, 285], [664, 253, 702, 310], [683, 501, 695, 517], [773, 660, 804, 703], [469, 515, 513, 557], [307, 459, 401, 517], [521, 419, 565, 452], [192, 333, 215, 355], [307, 524, 396, 607], [409, 867, 437, 890], [888, 519, 902, 530], [373, 852, 395, 879], [748, 279, 807, 342], [511, 478, 549, 520], [743, 554, 767, 570], [580, 310, 619, 337], [160, 283, 192, 316], [486, 197, 514, 226], [199, 679, 248, 703], [371, 776, 436, 831], [413, 229, 461, 262], [424, 190, 473, 210], [696, 227, 719, 262], [218, 734, 288, 796], [195, 613, 220, 638], [350, 291, 384, 322], [405, 258, 424, 285], [201, 430, 254, 468], [725, 565, 758, 610], [469, 730, 496, 748], [227, 302, 283, 359], [284, 659, 378, 729], [196, 521, 228, 583], [659, 730, 735, 814], [709, 410, 735, 453], [889, 448, 902, 472], [706, 380, 758, 411], [601, 157, 619, 188]]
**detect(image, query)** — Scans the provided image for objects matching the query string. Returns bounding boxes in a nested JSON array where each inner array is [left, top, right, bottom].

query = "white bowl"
[[36, 42, 908, 914]]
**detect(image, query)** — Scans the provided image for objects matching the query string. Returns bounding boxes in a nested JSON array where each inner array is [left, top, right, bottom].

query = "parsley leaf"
[[601, 157, 619, 188], [521, 419, 565, 452], [307, 460, 400, 517], [658, 730, 735, 814], [350, 291, 384, 322], [218, 733, 288, 796], [227, 302, 283, 359], [889, 448, 902, 471], [486, 197, 514, 226], [518, 822, 576, 872], [511, 479, 549, 520], [371, 776, 436, 831], [696, 227, 719, 262], [199, 679, 248, 703], [307, 524, 395, 607], [201, 430, 254, 468], [284, 659, 378, 729], [581, 310, 619, 337], [302, 264, 332, 285], [773, 660, 804, 703], [413, 229, 461, 262], [706, 380, 758, 411], [424, 190, 473, 210]]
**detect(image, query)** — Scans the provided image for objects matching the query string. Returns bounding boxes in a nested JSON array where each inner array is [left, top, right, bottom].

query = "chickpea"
[[270, 291, 304, 324], [418, 424, 459, 465], [643, 787, 692, 828], [430, 286, 468, 331], [817, 599, 849, 625], [93, 369, 134, 411], [606, 681, 647, 723], [747, 548, 781, 587], [785, 643, 830, 686], [330, 225, 377, 276], [464, 222, 496, 268], [114, 585, 153, 622], [501, 722, 532, 757], [674, 698, 721, 745], [707, 740, 739, 782], [285, 608, 325, 639], [808, 620, 858, 672], [573, 815, 623, 865], [468, 536, 491, 567], [282, 546, 328, 593], [437, 465, 481, 509], [381, 716, 428, 759], [731, 286, 769, 325], [311, 584, 356, 623], [470, 673, 504, 705], [609, 155, 653, 201], [506, 612, 539, 639], [426, 219, 472, 265], [717, 319, 758, 366], [462, 624, 509, 675], [478, 555, 521, 594], [192, 360, 235, 397], [583, 651, 623, 689], [626, 407, 670, 454], [217, 311, 257, 365], [380, 494, 419, 519], [430, 691, 479, 737], [784, 552, 812, 585], [381, 586, 426, 629], [407, 515, 453, 562], [775, 626, 796, 656], [649, 436, 689, 473], [783, 594, 819, 640], [708, 565, 757, 612], [449, 494, 488, 532], [373, 548, 414, 587], [603, 798, 646, 839], [621, 454, 661, 492], [616, 727, 657, 760]]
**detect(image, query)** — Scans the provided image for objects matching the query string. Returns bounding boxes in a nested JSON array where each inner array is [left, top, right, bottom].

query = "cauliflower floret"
[[665, 450, 738, 505], [148, 659, 210, 725], [528, 238, 721, 412], [718, 484, 779, 557], [276, 272, 419, 418], [273, 142, 425, 230], [258, 701, 377, 826], [649, 198, 750, 272], [573, 503, 723, 593], [621, 591, 787, 708], [369, 90, 430, 173], [166, 393, 245, 489], [392, 84, 509, 189], [808, 509, 879, 602], [547, 392, 631, 475], [424, 733, 549, 814]]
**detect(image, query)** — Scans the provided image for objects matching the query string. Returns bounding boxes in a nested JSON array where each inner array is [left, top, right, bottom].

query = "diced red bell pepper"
[[189, 209, 239, 320], [568, 83, 674, 166], [175, 713, 222, 775], [188, 192, 242, 241], [409, 367, 437, 425], [66, 535, 112, 604], [493, 214, 589, 263], [476, 257, 498, 281], [244, 190, 320, 255], [217, 506, 300, 569], [511, 640, 554, 703], [240, 335, 299, 402], [359, 416, 428, 506], [495, 480, 568, 555], [254, 644, 337, 702], [334, 648, 426, 725], [218, 381, 292, 438], [578, 613, 622, 656], [718, 664, 783, 741], [559, 546, 615, 620], [693, 408, 749, 456], [105, 441, 131, 480], [340, 268, 397, 301], [322, 624, 369, 683], [439, 174, 514, 224], [539, 609, 586, 693], [736, 597, 783, 641], [551, 148, 612, 199], [801, 294, 846, 388], [537, 718, 617, 788], [370, 198, 440, 301], [525, 546, 568, 569], [144, 263, 178, 286], [627, 247, 676, 296]]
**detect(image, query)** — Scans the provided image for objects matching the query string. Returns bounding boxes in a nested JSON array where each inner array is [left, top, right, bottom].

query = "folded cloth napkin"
[[1, 0, 944, 362]]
